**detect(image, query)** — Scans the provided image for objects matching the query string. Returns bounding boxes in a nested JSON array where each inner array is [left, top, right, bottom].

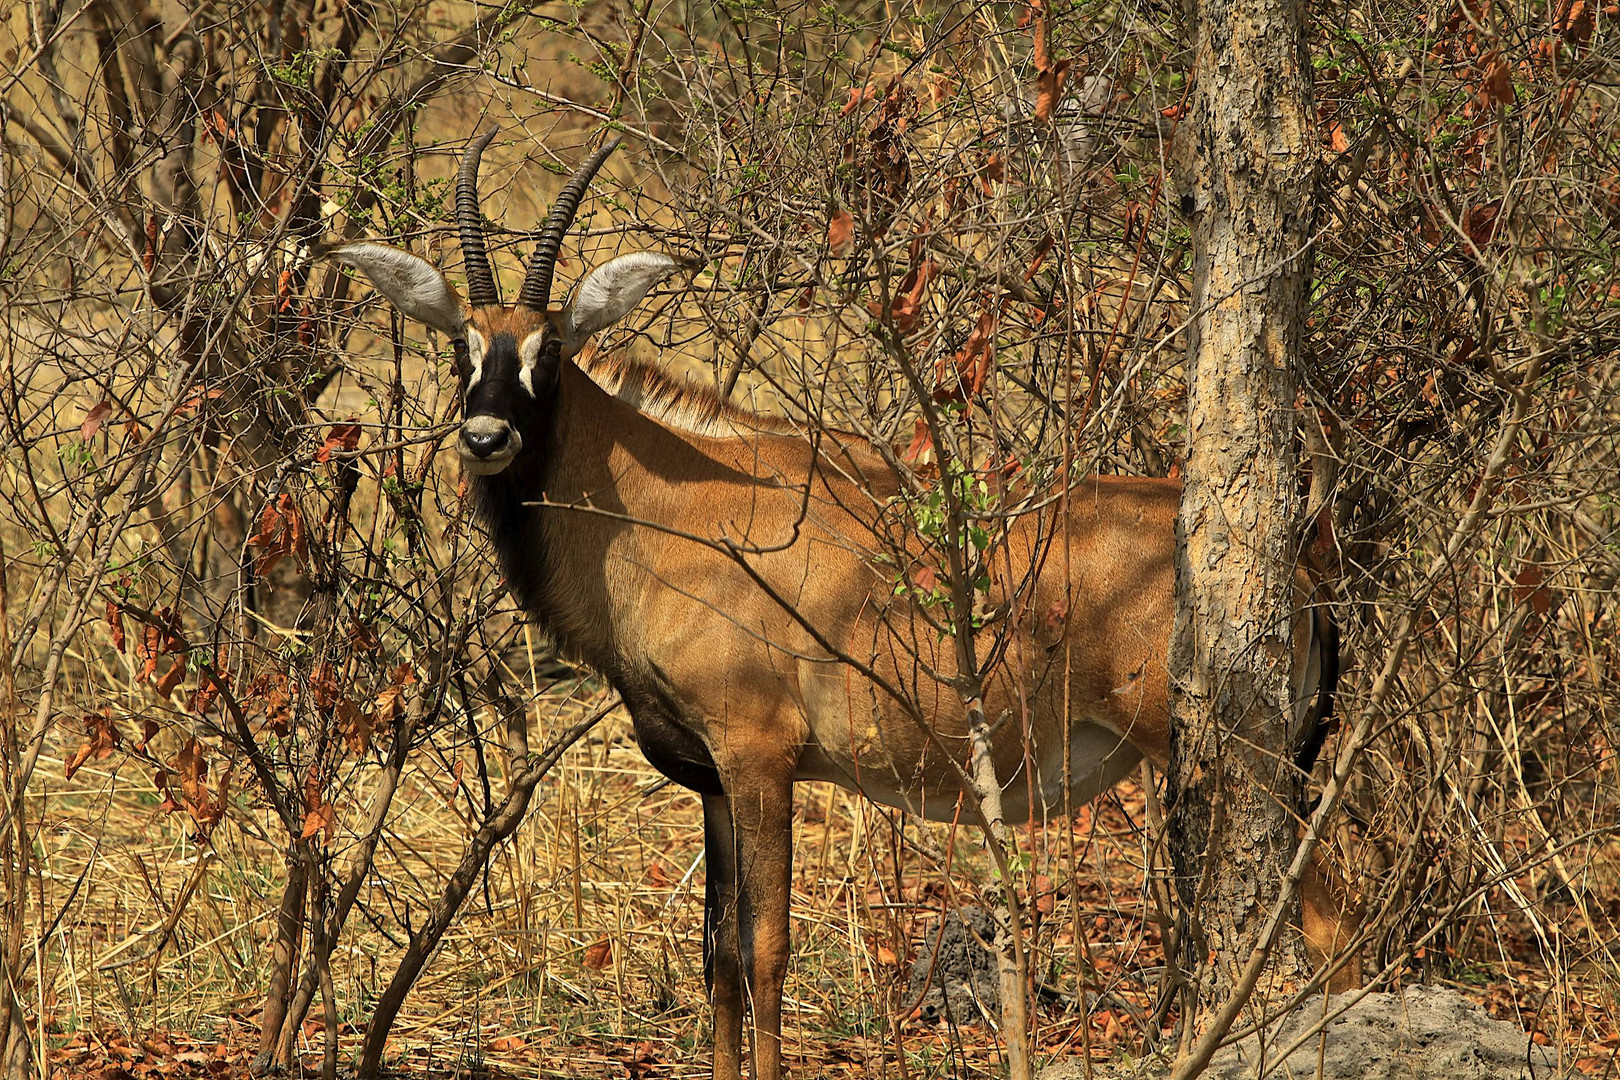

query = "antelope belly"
[[794, 661, 1142, 824]]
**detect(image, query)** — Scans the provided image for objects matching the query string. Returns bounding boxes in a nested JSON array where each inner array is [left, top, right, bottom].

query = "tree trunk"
[[1166, 0, 1316, 1031]]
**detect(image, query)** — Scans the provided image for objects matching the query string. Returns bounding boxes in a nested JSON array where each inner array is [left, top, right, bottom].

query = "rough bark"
[[1166, 0, 1316, 1027]]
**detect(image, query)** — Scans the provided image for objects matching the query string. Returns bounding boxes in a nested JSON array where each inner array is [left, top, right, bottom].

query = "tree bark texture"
[[1167, 0, 1316, 1014]]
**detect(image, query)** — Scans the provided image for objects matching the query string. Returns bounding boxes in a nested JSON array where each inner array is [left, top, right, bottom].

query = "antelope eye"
[[451, 337, 471, 378]]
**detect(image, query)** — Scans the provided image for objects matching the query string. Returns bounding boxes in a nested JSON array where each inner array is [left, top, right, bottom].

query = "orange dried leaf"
[[176, 387, 225, 414], [304, 762, 325, 814], [828, 209, 856, 257], [839, 85, 876, 116], [1479, 50, 1513, 105], [177, 738, 209, 809], [348, 619, 380, 653], [250, 671, 293, 736], [300, 801, 335, 841], [1514, 566, 1552, 615], [154, 769, 183, 814], [582, 938, 613, 970], [106, 600, 126, 652], [315, 422, 362, 463], [901, 416, 935, 467], [154, 657, 187, 700], [1557, 0, 1593, 44], [1034, 873, 1057, 915], [1462, 200, 1502, 251], [191, 658, 228, 715], [340, 698, 371, 757], [1035, 60, 1071, 123], [373, 685, 403, 728], [64, 741, 96, 780], [933, 303, 1000, 403], [67, 712, 124, 779], [1031, 0, 1052, 71], [868, 260, 940, 334], [249, 494, 308, 577], [311, 660, 342, 710]]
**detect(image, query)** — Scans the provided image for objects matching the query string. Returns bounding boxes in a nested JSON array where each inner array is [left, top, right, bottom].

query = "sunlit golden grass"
[[28, 639, 1211, 1078]]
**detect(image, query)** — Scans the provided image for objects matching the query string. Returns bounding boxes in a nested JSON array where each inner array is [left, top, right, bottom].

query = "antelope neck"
[[465, 361, 686, 649]]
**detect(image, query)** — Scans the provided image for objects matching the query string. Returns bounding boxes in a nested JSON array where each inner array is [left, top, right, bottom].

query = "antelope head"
[[335, 132, 683, 475]]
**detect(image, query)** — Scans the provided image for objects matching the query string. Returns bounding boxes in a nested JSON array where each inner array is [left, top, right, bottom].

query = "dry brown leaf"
[[348, 619, 380, 653], [839, 84, 875, 116], [1462, 200, 1502, 251], [311, 660, 341, 710], [1035, 60, 1071, 123], [315, 421, 362, 463], [105, 600, 126, 652], [81, 399, 113, 441], [154, 657, 187, 700], [582, 938, 613, 970], [153, 769, 183, 814], [248, 493, 308, 577], [339, 698, 371, 757], [300, 801, 335, 841], [1031, 0, 1052, 71], [177, 738, 209, 810], [933, 303, 1000, 403], [887, 260, 939, 334], [1479, 50, 1513, 106], [65, 712, 122, 780], [827, 209, 855, 257], [1514, 566, 1552, 615]]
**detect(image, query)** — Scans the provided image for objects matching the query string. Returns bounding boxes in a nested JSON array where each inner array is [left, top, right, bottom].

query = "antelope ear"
[[560, 252, 685, 356], [333, 242, 466, 335]]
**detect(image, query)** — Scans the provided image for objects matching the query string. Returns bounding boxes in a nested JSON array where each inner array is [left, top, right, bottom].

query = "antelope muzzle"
[[458, 415, 522, 475]]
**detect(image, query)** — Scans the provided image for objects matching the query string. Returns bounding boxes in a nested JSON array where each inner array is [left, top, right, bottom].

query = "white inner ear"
[[335, 242, 466, 335], [561, 252, 684, 354], [466, 329, 488, 400]]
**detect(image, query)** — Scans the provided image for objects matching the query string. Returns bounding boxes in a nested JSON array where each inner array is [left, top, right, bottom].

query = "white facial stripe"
[[465, 328, 487, 403], [518, 331, 546, 397]]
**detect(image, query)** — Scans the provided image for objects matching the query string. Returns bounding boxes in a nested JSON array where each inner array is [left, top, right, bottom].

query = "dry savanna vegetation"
[[2, 0, 1620, 1077]]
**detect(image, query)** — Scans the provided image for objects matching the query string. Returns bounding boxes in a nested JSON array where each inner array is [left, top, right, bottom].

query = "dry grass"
[[30, 678, 1620, 1077]]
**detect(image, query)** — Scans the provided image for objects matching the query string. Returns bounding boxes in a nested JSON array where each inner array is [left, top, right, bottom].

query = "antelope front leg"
[[709, 766, 795, 1080], [703, 794, 747, 1080]]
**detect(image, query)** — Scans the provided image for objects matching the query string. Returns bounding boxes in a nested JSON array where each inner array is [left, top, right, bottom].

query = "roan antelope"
[[335, 133, 1353, 1080]]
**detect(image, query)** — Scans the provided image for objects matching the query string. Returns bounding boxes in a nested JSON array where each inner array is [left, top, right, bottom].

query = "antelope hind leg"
[[1300, 852, 1364, 992]]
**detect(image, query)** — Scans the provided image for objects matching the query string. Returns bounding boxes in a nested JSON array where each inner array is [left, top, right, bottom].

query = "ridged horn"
[[457, 129, 500, 308], [517, 136, 623, 312]]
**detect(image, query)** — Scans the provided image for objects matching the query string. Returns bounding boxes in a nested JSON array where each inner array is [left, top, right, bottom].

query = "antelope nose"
[[460, 417, 511, 459]]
